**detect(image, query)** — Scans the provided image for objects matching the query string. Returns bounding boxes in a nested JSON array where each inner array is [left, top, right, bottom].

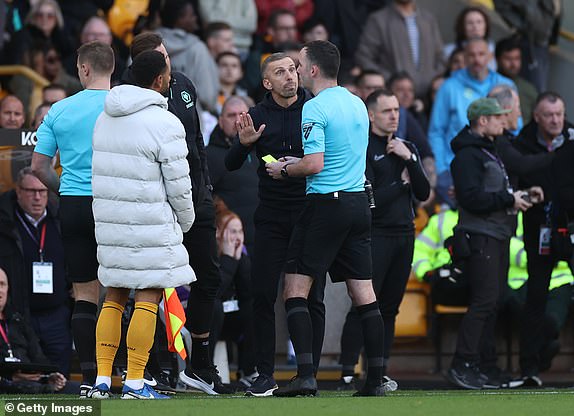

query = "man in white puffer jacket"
[[89, 50, 195, 400]]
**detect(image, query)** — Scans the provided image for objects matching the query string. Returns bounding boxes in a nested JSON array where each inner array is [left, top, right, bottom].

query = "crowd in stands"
[[0, 0, 572, 396]]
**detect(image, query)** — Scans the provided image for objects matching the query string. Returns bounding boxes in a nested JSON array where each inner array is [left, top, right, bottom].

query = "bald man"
[[0, 95, 25, 129]]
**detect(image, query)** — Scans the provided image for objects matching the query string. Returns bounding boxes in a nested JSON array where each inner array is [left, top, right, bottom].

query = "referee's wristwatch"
[[281, 164, 289, 178]]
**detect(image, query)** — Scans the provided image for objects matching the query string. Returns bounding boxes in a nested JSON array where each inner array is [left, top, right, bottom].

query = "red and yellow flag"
[[163, 288, 187, 360]]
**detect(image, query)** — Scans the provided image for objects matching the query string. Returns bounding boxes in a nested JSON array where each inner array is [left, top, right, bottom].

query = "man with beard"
[[225, 53, 325, 397]]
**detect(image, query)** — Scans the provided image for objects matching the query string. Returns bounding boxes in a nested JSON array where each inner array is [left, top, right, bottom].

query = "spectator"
[[301, 17, 329, 43], [216, 52, 248, 114], [58, 0, 114, 43], [355, 0, 445, 98], [0, 168, 73, 376], [209, 198, 257, 389], [39, 46, 82, 96], [207, 96, 258, 253], [444, 6, 496, 72], [495, 36, 538, 124], [31, 103, 52, 130], [0, 95, 25, 129], [42, 84, 67, 104], [0, 267, 78, 395], [206, 22, 236, 59], [446, 47, 465, 77], [355, 71, 385, 102], [198, 0, 257, 57], [494, 0, 562, 92], [255, 0, 314, 35], [428, 38, 515, 208], [4, 0, 73, 66], [156, 0, 220, 113], [388, 71, 428, 132]]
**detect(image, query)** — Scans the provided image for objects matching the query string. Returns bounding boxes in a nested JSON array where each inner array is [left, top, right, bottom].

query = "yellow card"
[[262, 154, 278, 163]]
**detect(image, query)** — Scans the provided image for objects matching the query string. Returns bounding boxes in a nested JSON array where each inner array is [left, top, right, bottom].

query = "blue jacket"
[[428, 68, 515, 174]]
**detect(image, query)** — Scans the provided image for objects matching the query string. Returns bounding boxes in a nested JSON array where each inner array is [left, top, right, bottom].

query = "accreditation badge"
[[539, 227, 551, 256], [32, 262, 54, 294]]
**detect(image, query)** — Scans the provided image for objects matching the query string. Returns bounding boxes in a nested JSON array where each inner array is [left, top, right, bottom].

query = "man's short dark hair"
[[205, 21, 232, 39], [495, 36, 522, 60], [365, 88, 395, 111], [77, 41, 114, 74], [131, 32, 163, 60], [260, 52, 292, 77], [535, 91, 565, 109], [216, 51, 241, 65], [42, 83, 66, 94], [268, 8, 295, 29], [131, 50, 167, 88], [387, 71, 413, 90], [355, 70, 383, 87], [303, 40, 340, 80]]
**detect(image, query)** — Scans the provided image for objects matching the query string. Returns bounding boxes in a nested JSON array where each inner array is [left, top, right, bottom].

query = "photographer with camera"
[[446, 97, 538, 390], [337, 89, 429, 390]]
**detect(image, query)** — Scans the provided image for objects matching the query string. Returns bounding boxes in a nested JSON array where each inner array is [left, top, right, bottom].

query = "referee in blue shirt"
[[266, 40, 386, 397]]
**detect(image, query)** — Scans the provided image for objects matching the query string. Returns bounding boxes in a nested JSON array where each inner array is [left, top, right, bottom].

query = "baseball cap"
[[467, 97, 511, 121]]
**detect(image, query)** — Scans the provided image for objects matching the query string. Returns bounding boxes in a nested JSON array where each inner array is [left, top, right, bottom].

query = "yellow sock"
[[95, 301, 124, 378], [126, 301, 158, 381]]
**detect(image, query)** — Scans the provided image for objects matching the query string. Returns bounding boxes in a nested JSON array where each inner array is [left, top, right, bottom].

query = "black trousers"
[[454, 234, 509, 363], [340, 233, 414, 368], [251, 204, 325, 377]]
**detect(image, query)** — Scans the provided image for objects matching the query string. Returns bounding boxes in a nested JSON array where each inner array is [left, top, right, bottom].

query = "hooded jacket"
[[429, 68, 515, 174], [450, 126, 515, 240], [92, 85, 195, 288], [155, 27, 220, 113], [225, 88, 310, 208]]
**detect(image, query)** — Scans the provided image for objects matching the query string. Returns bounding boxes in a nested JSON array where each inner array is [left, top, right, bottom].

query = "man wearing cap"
[[446, 97, 536, 390]]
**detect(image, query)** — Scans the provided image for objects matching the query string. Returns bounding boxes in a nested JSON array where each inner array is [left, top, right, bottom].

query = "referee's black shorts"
[[59, 196, 98, 283], [284, 191, 372, 283]]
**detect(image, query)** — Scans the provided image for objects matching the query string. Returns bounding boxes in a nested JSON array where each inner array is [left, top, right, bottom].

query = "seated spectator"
[[206, 22, 237, 59], [355, 70, 385, 102], [209, 199, 257, 390], [42, 84, 67, 104], [495, 36, 538, 124], [207, 96, 257, 253], [216, 52, 248, 115], [301, 17, 329, 43], [0, 168, 73, 376], [388, 71, 428, 132], [254, 0, 314, 35], [4, 0, 73, 66], [0, 267, 78, 394], [0, 95, 25, 129], [446, 47, 465, 77], [31, 103, 52, 130], [156, 0, 220, 113], [443, 6, 496, 71], [428, 38, 515, 208], [197, 0, 257, 57], [355, 0, 445, 98]]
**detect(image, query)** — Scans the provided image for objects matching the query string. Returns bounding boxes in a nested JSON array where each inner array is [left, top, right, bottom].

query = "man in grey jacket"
[[355, 0, 445, 97]]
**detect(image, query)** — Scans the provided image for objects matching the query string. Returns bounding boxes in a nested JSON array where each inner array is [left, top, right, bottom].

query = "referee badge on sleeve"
[[303, 123, 315, 140]]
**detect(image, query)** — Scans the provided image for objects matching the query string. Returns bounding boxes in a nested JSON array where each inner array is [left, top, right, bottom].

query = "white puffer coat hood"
[[92, 84, 196, 289]]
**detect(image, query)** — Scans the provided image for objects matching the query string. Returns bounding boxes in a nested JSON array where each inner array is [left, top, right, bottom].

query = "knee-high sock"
[[357, 302, 384, 385], [285, 297, 314, 377], [126, 302, 158, 381], [71, 300, 98, 385], [95, 301, 124, 379]]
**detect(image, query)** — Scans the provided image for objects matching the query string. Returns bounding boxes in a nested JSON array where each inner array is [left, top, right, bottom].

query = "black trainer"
[[521, 375, 543, 387], [336, 376, 356, 391], [446, 361, 486, 390], [353, 380, 386, 397], [245, 374, 278, 397], [273, 375, 317, 397], [179, 366, 235, 395]]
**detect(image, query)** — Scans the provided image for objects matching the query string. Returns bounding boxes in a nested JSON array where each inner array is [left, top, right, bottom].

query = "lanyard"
[[0, 320, 13, 356], [15, 211, 47, 262], [481, 148, 510, 189]]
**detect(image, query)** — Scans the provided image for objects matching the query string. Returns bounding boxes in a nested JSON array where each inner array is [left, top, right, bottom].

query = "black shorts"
[[284, 191, 372, 282], [59, 196, 98, 283]]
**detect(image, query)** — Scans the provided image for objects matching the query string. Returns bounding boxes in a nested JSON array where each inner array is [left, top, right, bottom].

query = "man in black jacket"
[[513, 91, 574, 386], [338, 89, 429, 390], [127, 33, 228, 394], [207, 96, 258, 254], [0, 168, 72, 377], [447, 97, 533, 390], [225, 53, 325, 397]]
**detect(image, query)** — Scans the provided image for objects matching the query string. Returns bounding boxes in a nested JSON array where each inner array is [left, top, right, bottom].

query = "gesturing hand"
[[236, 112, 266, 146]]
